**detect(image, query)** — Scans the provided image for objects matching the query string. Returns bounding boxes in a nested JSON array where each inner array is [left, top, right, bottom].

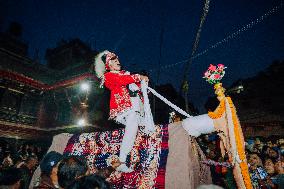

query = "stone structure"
[[0, 29, 112, 141]]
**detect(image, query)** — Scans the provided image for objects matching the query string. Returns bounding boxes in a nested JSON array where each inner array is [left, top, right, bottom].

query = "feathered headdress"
[[95, 50, 109, 78], [94, 50, 110, 88], [95, 50, 118, 87]]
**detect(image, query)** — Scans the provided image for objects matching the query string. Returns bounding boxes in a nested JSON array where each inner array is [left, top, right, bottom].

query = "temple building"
[[0, 26, 113, 142]]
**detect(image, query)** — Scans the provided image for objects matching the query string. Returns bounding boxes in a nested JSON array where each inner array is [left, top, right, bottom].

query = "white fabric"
[[141, 80, 155, 133], [115, 97, 144, 126], [147, 86, 191, 118], [146, 85, 215, 138], [224, 98, 238, 165], [119, 111, 139, 163], [128, 83, 140, 92], [182, 114, 215, 137]]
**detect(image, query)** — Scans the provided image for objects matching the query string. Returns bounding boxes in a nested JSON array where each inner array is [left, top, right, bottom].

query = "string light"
[[77, 118, 86, 126], [149, 1, 283, 72]]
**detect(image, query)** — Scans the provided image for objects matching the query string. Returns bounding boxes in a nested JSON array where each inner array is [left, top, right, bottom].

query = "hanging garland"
[[149, 1, 283, 72], [207, 99, 226, 119], [201, 159, 232, 168], [227, 97, 252, 189]]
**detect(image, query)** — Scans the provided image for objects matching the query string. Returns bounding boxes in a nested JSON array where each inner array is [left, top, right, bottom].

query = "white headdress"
[[94, 50, 110, 88]]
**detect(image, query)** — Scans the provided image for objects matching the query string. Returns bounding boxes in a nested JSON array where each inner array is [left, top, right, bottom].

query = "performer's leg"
[[117, 111, 139, 172]]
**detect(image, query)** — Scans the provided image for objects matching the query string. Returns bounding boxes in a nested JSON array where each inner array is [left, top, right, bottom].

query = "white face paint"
[[109, 58, 121, 71]]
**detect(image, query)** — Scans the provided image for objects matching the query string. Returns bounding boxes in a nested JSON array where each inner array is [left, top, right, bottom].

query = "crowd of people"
[[0, 134, 283, 189], [0, 143, 112, 189], [197, 134, 284, 189], [0, 142, 45, 189]]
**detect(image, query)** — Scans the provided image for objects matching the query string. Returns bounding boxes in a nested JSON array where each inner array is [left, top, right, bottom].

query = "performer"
[[95, 50, 149, 173]]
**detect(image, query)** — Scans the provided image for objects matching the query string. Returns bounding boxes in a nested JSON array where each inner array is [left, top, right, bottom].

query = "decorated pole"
[[203, 64, 253, 189]]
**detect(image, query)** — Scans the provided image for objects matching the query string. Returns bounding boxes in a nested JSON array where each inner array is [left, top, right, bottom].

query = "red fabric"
[[0, 70, 98, 91], [63, 124, 169, 189], [104, 71, 141, 119]]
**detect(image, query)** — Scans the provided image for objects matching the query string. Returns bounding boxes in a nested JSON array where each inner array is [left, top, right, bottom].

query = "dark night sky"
[[1, 0, 284, 113]]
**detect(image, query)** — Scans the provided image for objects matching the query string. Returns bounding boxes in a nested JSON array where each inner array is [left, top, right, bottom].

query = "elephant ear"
[[94, 50, 110, 79]]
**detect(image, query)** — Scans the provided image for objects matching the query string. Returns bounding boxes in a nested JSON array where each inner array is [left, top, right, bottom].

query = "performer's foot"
[[116, 163, 133, 173]]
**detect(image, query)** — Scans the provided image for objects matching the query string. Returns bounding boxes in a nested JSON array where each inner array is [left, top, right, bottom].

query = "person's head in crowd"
[[248, 153, 263, 169], [27, 148, 33, 156], [252, 138, 263, 153], [58, 156, 89, 188], [204, 135, 210, 142], [207, 149, 217, 160], [0, 167, 23, 189], [262, 146, 279, 160], [18, 145, 28, 160], [39, 151, 63, 186], [197, 137, 203, 143], [278, 138, 284, 145], [66, 174, 111, 189], [245, 139, 254, 152], [2, 151, 14, 168], [274, 160, 284, 174], [264, 158, 275, 176], [266, 140, 273, 148]]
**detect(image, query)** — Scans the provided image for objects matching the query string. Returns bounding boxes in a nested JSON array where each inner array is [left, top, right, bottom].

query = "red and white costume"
[[104, 70, 142, 120], [95, 51, 147, 172]]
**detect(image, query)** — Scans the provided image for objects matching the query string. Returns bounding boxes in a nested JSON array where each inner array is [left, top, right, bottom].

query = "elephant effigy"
[[29, 123, 212, 189], [30, 64, 251, 188]]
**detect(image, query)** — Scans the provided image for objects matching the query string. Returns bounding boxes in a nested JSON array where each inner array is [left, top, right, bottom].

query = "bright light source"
[[77, 118, 86, 126], [80, 82, 90, 91]]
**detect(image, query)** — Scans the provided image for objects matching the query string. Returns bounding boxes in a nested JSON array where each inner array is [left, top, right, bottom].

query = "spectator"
[[34, 151, 63, 189], [264, 158, 276, 176], [262, 146, 279, 161], [0, 167, 23, 189], [274, 160, 284, 189], [252, 138, 263, 154], [263, 158, 278, 188], [248, 153, 267, 188], [245, 138, 255, 152], [19, 155, 38, 189], [57, 156, 89, 188], [66, 174, 111, 189], [18, 145, 28, 161], [2, 151, 14, 168]]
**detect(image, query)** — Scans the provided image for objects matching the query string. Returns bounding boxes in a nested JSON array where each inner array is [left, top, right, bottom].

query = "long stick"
[[181, 0, 211, 112]]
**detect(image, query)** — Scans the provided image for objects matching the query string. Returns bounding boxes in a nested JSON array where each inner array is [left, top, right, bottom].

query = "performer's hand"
[[140, 75, 149, 82]]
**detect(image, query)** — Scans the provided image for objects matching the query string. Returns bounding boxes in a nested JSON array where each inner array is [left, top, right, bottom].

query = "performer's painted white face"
[[109, 57, 121, 71]]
